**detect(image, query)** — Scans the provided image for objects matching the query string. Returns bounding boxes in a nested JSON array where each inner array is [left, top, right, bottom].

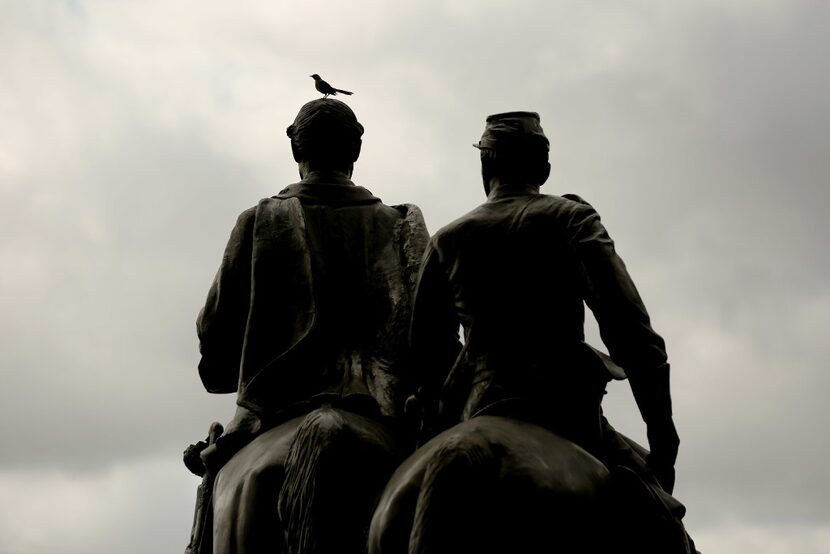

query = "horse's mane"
[[278, 407, 398, 554]]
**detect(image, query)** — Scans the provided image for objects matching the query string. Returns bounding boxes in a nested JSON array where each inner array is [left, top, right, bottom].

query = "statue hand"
[[183, 441, 209, 477], [646, 417, 679, 494]]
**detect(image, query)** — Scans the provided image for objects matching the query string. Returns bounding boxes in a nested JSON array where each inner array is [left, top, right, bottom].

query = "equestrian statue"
[[185, 106, 698, 553]]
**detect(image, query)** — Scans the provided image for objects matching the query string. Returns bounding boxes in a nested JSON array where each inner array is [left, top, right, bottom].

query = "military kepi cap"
[[473, 111, 550, 152]]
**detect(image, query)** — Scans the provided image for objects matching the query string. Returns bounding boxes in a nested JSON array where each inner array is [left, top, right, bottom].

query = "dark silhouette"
[[185, 103, 701, 553], [370, 416, 614, 554], [311, 73, 353, 98], [184, 423, 222, 554], [369, 112, 696, 553], [186, 98, 427, 554]]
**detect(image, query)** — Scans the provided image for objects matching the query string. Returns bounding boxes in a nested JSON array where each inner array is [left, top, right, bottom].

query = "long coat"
[[197, 178, 429, 426]]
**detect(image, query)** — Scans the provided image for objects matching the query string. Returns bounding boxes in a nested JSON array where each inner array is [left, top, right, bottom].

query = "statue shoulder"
[[236, 205, 258, 226], [561, 193, 595, 208], [221, 198, 307, 249], [219, 205, 258, 247], [516, 193, 600, 224], [252, 196, 307, 224], [255, 195, 302, 212], [391, 203, 427, 229], [554, 193, 602, 222], [390, 203, 430, 263]]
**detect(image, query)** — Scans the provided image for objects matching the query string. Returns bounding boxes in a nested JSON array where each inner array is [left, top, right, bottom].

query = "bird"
[[310, 74, 353, 98]]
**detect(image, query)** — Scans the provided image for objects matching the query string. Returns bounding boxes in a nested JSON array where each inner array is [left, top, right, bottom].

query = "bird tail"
[[334, 89, 353, 95]]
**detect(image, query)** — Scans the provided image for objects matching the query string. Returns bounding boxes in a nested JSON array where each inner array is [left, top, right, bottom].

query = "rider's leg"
[[600, 416, 699, 553], [212, 416, 305, 554]]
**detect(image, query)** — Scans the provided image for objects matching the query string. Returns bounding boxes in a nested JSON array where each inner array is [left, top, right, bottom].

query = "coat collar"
[[275, 175, 381, 206]]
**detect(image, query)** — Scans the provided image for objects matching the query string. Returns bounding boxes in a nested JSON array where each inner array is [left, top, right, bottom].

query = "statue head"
[[473, 111, 551, 195], [287, 98, 364, 176]]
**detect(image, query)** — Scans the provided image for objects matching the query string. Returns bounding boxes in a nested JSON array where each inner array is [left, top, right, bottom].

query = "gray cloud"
[[2, 0, 828, 551]]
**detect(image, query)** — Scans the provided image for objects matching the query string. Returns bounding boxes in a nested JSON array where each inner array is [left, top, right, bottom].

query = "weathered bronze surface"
[[370, 111, 694, 554], [187, 98, 428, 554], [186, 106, 697, 554]]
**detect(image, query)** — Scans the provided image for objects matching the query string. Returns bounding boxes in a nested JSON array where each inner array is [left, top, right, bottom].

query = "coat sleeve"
[[392, 203, 431, 294], [568, 202, 673, 422], [196, 208, 256, 393], [409, 239, 463, 407]]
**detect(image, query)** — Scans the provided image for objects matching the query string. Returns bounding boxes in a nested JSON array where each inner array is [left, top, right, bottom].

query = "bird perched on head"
[[310, 74, 353, 98]]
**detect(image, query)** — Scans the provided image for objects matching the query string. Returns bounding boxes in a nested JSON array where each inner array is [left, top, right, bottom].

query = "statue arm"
[[569, 205, 669, 409], [570, 204, 679, 490], [196, 208, 256, 393], [410, 241, 463, 424], [392, 203, 431, 293]]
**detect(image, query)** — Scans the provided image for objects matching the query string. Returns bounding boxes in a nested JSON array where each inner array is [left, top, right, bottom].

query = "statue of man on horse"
[[370, 111, 697, 554], [185, 98, 429, 554]]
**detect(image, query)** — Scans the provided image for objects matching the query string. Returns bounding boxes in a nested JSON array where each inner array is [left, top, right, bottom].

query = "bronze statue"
[[187, 98, 428, 554], [370, 112, 696, 553]]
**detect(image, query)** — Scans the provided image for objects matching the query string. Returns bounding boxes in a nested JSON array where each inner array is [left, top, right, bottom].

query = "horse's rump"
[[212, 407, 401, 554], [370, 416, 613, 554]]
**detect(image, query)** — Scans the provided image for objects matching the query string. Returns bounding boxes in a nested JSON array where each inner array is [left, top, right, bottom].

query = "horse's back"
[[370, 416, 612, 554]]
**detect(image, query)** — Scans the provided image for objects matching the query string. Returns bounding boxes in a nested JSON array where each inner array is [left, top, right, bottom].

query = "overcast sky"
[[1, 1, 828, 552]]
